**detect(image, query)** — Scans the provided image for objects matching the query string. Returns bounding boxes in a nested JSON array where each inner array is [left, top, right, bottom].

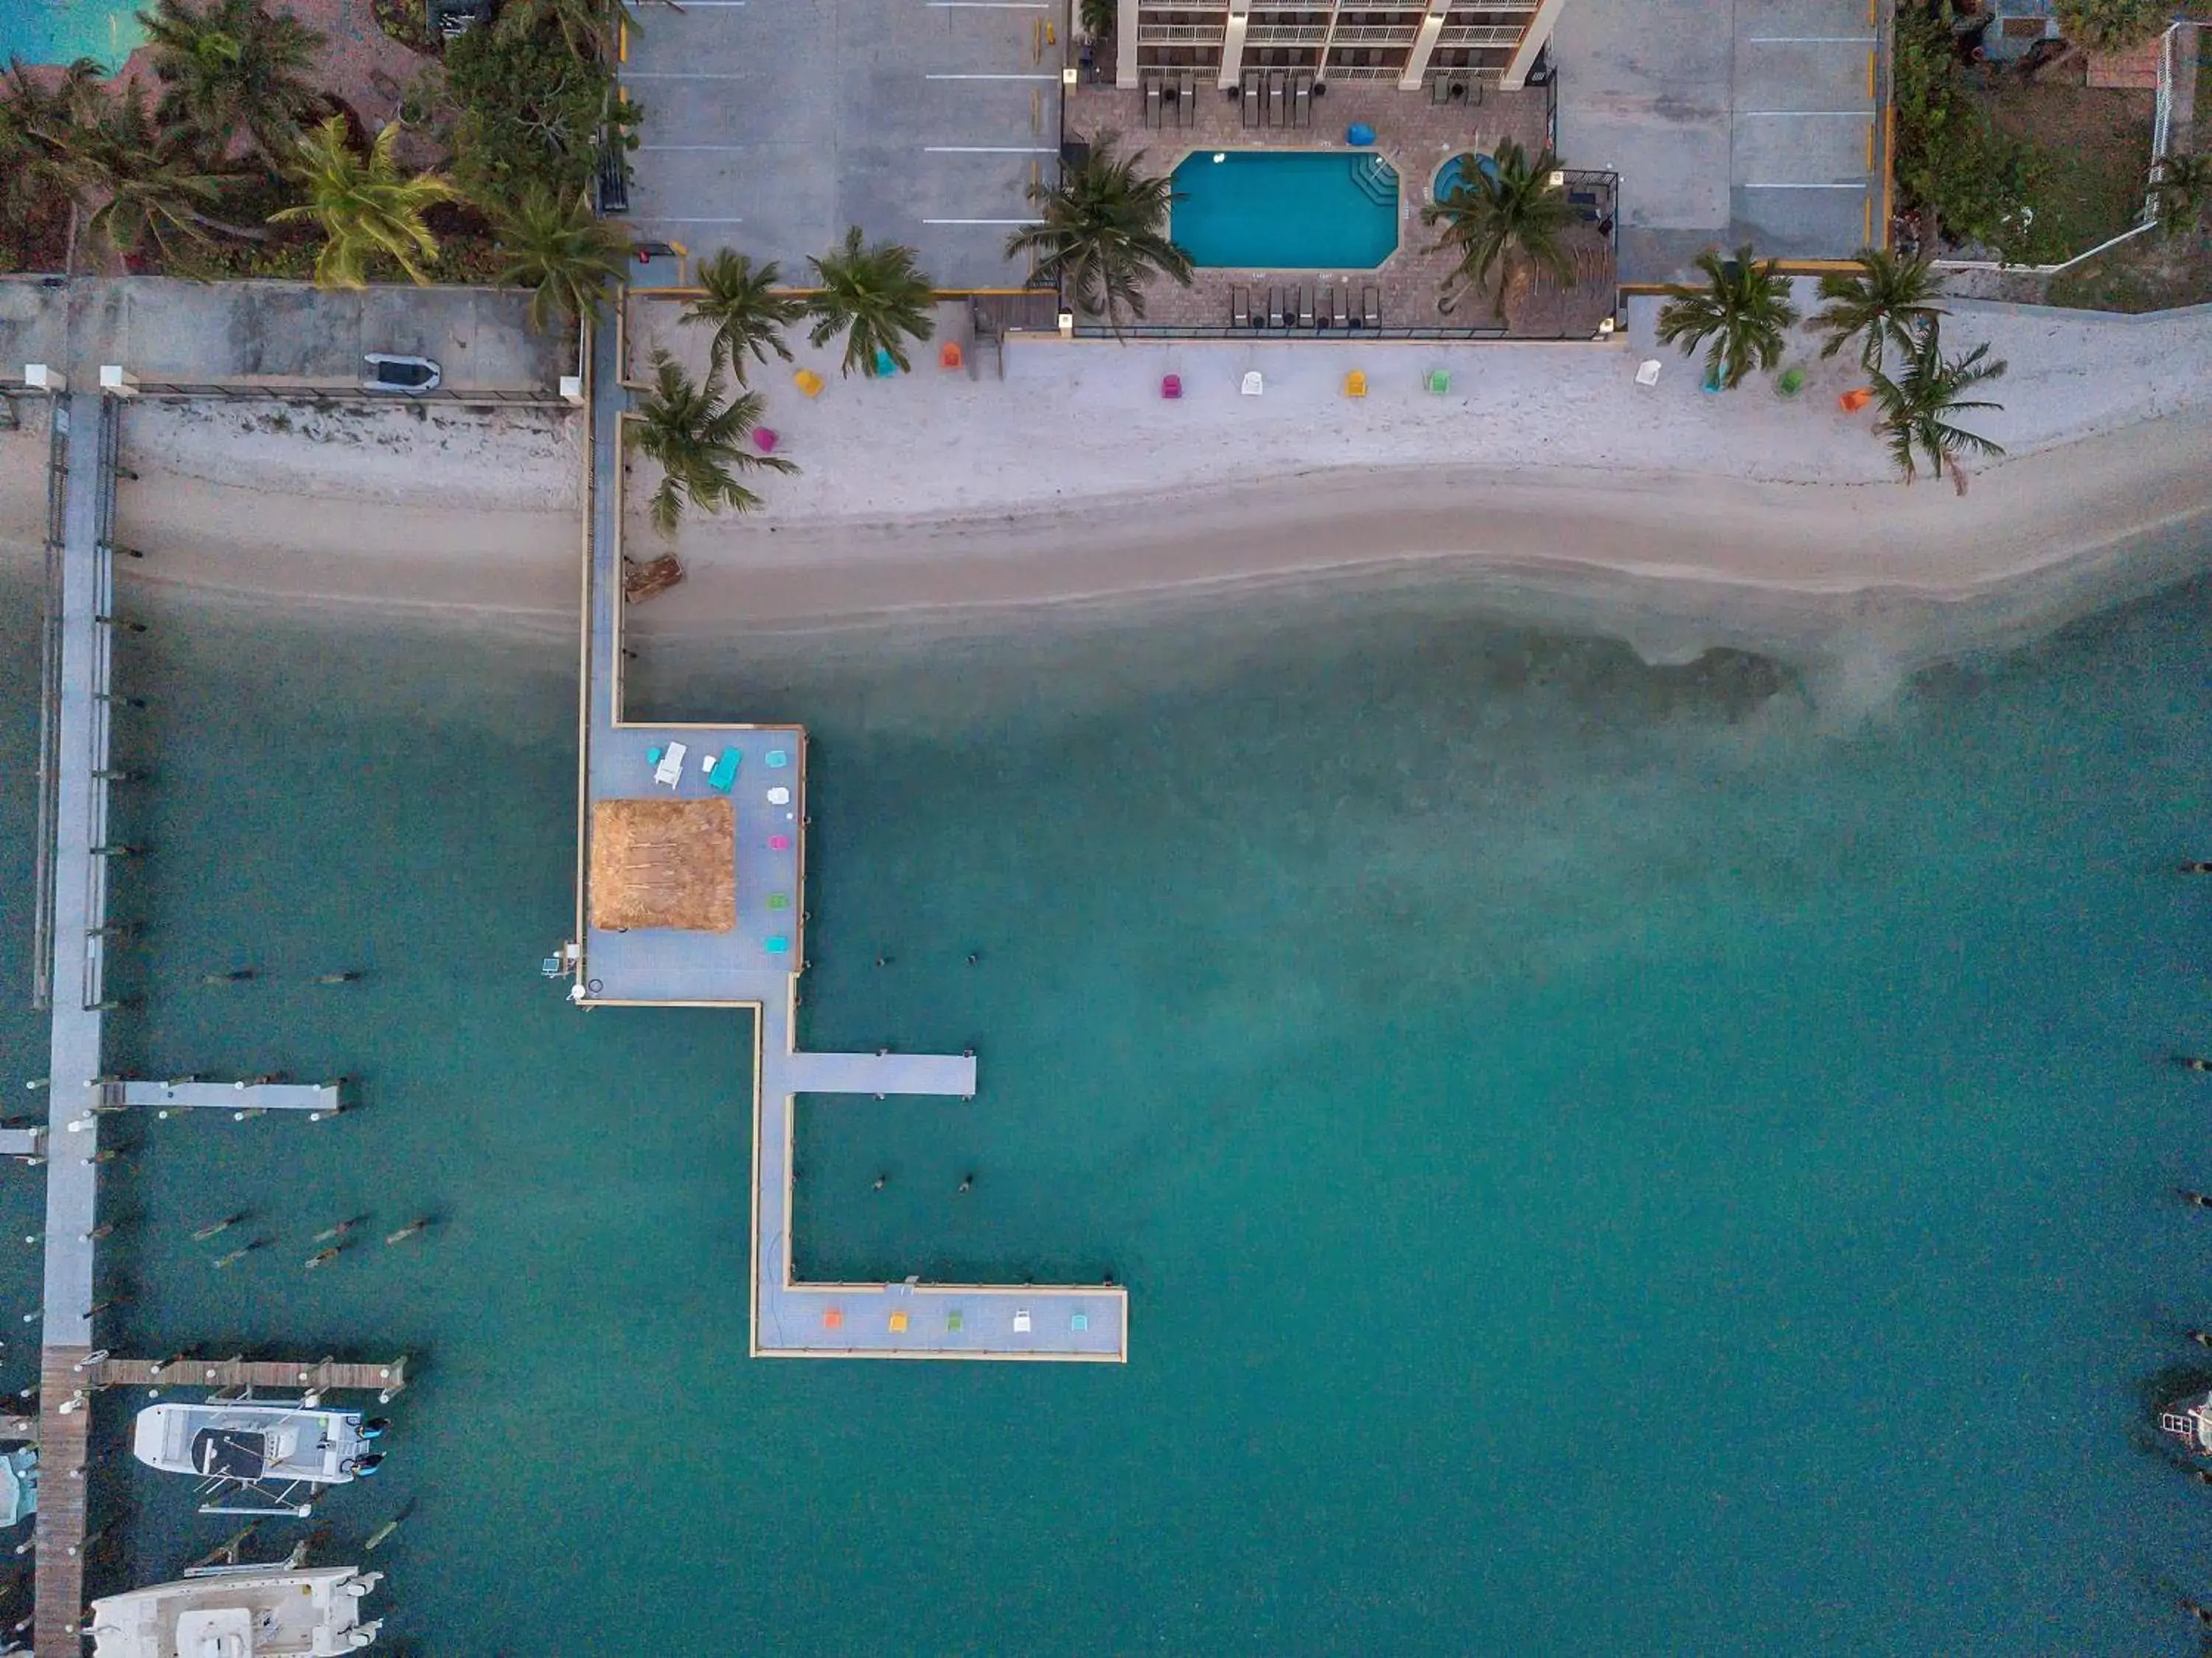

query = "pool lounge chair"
[[705, 749, 739, 791], [1360, 285, 1381, 328], [1179, 71, 1197, 127], [1298, 286, 1315, 329], [1144, 77, 1161, 128], [1330, 286, 1349, 329], [1231, 285, 1251, 328], [1267, 287, 1286, 329], [1292, 72, 1312, 128], [1242, 69, 1262, 127], [653, 740, 687, 787], [1241, 371, 1264, 396], [1267, 70, 1287, 127]]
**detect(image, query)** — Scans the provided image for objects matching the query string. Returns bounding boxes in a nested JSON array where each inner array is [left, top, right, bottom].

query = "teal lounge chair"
[[706, 750, 740, 791]]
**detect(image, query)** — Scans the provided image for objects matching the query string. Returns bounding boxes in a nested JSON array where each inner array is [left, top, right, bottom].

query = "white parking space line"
[[1741, 182, 1867, 190], [922, 217, 1043, 224], [639, 144, 756, 151], [923, 72, 1061, 79], [922, 145, 1061, 153], [1736, 109, 1873, 117], [623, 71, 752, 79], [1745, 35, 1874, 42]]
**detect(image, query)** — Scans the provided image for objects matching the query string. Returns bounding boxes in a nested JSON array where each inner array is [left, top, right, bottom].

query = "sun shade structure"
[[589, 799, 736, 932]]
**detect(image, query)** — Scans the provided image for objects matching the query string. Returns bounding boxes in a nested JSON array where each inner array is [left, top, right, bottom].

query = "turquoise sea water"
[[2, 558, 2212, 1652], [1171, 151, 1400, 270], [0, 0, 143, 71]]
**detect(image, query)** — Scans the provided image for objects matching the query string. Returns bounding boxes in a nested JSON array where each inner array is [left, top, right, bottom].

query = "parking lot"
[[1554, 0, 1886, 280], [619, 0, 1062, 289]]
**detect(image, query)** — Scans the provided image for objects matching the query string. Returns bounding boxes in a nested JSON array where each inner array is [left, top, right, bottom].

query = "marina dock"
[[18, 374, 382, 1655], [108, 1080, 344, 1115], [575, 319, 1127, 1362]]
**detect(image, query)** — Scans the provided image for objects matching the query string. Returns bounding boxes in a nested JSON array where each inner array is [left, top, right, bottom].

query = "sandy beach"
[[2, 288, 2208, 655]]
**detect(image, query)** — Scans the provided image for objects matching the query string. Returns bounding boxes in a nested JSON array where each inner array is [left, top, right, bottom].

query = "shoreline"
[[1, 350, 2208, 681]]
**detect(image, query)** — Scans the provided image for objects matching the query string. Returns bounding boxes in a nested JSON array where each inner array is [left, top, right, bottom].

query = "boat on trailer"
[[133, 1400, 388, 1516], [2160, 1389, 2212, 1456], [89, 1564, 384, 1656]]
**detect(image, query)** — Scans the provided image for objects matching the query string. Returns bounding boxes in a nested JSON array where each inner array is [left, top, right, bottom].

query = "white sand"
[[2, 285, 2208, 645]]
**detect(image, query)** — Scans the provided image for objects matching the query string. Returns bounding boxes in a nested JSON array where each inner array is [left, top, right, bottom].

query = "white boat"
[[133, 1401, 387, 1515], [2162, 1388, 2212, 1455], [89, 1564, 384, 1657]]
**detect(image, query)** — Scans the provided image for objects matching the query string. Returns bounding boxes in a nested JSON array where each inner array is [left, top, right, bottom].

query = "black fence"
[[122, 382, 573, 406]]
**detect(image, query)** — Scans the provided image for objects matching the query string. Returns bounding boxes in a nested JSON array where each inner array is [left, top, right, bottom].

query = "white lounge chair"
[[1241, 371, 1263, 397], [1013, 1308, 1032, 1333], [653, 741, 687, 786], [1635, 359, 1662, 387]]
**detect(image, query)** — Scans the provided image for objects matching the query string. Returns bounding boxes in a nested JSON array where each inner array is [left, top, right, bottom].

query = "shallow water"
[[0, 0, 143, 72], [2, 559, 2211, 1654]]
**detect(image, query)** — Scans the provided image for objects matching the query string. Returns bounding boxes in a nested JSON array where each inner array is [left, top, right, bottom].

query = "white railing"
[[1935, 20, 2188, 277]]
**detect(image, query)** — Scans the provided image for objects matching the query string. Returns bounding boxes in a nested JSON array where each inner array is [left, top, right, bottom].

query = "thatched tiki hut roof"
[[589, 798, 736, 932]]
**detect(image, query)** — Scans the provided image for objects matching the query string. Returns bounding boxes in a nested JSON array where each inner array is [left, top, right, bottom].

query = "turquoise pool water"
[[1432, 151, 1499, 203], [1170, 150, 1399, 269], [0, 0, 143, 69]]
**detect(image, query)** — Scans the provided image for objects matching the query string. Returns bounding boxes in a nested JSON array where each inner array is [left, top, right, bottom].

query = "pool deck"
[[574, 316, 1127, 1362], [1062, 80, 1615, 339]]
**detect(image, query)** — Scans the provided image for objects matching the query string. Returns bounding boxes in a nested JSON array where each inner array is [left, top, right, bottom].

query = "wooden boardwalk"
[[90, 1353, 408, 1398], [34, 1347, 92, 1657]]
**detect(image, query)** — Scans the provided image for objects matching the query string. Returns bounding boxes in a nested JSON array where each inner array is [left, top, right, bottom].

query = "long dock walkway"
[[576, 314, 1126, 1362], [19, 375, 366, 1656]]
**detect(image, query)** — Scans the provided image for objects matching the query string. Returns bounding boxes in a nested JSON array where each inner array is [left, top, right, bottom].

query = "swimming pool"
[[1431, 152, 1500, 204], [0, 0, 143, 69], [1169, 150, 1399, 270]]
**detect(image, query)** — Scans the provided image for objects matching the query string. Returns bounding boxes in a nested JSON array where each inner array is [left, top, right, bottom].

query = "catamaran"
[[133, 1400, 388, 1516]]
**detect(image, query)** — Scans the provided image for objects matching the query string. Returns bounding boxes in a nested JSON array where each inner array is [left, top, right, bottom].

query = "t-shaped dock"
[[573, 316, 1125, 1362]]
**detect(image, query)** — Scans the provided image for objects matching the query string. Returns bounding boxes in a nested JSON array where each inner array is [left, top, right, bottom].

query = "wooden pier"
[[89, 1353, 408, 1398], [34, 1347, 93, 1657]]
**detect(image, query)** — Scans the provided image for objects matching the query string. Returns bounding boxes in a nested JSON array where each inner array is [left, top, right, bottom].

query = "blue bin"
[[1346, 122, 1376, 147]]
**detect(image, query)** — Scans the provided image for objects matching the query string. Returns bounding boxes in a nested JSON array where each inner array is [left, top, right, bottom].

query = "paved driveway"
[[1553, 0, 1885, 280], [620, 0, 1061, 289]]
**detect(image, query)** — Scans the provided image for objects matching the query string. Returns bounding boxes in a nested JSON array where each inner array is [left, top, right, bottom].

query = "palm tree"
[[1654, 243, 1800, 390], [1810, 246, 1947, 374], [1004, 131, 1192, 335], [626, 349, 796, 533], [271, 116, 456, 286], [137, 0, 324, 163], [41, 83, 244, 270], [806, 226, 936, 378], [681, 249, 804, 382], [495, 0, 614, 61], [2152, 154, 2209, 237], [1868, 318, 2008, 489], [1419, 137, 1578, 322], [0, 55, 102, 237], [492, 186, 631, 330]]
